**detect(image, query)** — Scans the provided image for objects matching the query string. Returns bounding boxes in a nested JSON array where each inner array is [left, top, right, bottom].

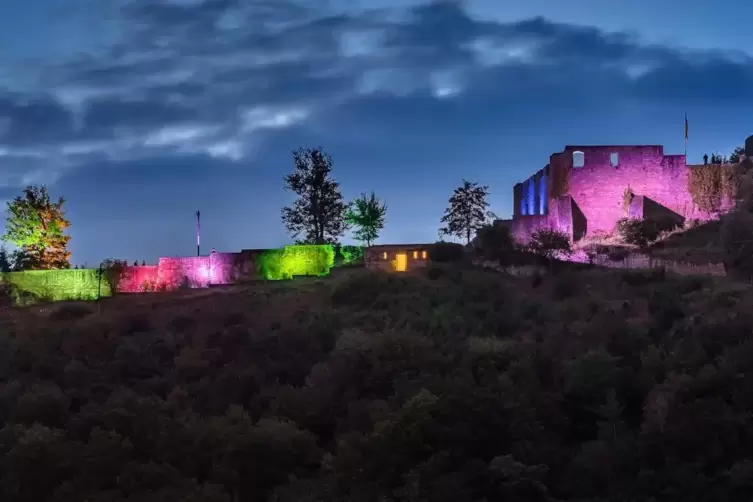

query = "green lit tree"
[[346, 191, 387, 247], [2, 185, 71, 269], [282, 147, 349, 244], [439, 179, 495, 244]]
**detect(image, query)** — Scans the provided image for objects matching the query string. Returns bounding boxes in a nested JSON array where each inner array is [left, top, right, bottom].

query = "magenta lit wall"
[[117, 253, 240, 293], [511, 145, 734, 243]]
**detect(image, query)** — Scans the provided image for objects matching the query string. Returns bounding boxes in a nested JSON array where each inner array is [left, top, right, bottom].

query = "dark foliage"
[[428, 241, 466, 262], [617, 218, 661, 247], [439, 180, 495, 244], [281, 147, 348, 245], [0, 268, 752, 501]]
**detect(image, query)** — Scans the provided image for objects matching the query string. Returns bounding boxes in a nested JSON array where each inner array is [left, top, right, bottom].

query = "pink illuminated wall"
[[511, 145, 734, 243], [117, 253, 242, 293]]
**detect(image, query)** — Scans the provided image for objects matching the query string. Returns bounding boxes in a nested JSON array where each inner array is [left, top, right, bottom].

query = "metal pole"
[[97, 263, 102, 300], [196, 210, 201, 256]]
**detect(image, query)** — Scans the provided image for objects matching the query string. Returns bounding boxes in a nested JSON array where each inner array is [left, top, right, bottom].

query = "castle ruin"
[[508, 144, 737, 243]]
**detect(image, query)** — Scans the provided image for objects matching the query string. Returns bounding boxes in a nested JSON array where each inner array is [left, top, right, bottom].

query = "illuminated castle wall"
[[511, 145, 731, 242], [118, 252, 249, 292]]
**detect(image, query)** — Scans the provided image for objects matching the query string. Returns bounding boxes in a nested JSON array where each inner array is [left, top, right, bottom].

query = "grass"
[[1, 266, 753, 501]]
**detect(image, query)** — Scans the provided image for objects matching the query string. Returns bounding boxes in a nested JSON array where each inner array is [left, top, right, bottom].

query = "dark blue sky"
[[1, 0, 753, 265]]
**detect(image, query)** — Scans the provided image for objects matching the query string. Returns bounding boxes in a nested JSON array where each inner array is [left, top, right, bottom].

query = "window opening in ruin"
[[573, 151, 584, 168], [610, 152, 619, 167]]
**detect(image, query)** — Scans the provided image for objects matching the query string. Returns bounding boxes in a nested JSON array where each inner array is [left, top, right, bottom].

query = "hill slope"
[[1, 268, 752, 501]]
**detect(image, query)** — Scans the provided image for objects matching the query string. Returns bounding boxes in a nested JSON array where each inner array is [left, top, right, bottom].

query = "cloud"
[[2, 0, 753, 190]]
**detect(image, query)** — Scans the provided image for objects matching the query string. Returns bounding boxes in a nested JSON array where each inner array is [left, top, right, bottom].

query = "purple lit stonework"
[[508, 145, 733, 243]]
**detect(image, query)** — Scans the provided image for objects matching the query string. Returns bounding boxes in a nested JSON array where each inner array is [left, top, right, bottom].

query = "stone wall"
[[570, 250, 727, 276], [511, 145, 734, 245], [118, 253, 248, 292], [119, 266, 159, 292]]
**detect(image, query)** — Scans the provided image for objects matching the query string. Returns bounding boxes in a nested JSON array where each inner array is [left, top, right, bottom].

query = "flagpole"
[[684, 113, 688, 159], [196, 210, 201, 257]]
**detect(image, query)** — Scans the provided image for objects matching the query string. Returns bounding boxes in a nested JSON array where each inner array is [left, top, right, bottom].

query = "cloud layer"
[[2, 0, 752, 185], [2, 0, 753, 263]]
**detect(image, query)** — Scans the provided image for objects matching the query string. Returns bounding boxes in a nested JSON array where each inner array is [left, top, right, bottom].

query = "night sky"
[[1, 0, 753, 266]]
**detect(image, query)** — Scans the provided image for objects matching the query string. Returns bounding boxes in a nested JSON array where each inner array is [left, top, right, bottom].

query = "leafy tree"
[[10, 248, 34, 271], [439, 179, 495, 244], [346, 191, 387, 247], [281, 147, 348, 244], [706, 152, 725, 164], [2, 185, 71, 269], [730, 146, 746, 163], [0, 247, 10, 272]]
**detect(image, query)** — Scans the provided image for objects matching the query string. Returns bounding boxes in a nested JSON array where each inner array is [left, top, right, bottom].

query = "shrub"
[[527, 228, 571, 260], [426, 266, 444, 280], [428, 241, 465, 262], [338, 245, 365, 265], [474, 224, 514, 263], [100, 259, 128, 293], [721, 210, 753, 279], [616, 218, 660, 247]]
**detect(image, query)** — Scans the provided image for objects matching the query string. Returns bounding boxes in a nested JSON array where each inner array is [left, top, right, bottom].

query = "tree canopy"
[[2, 185, 71, 270], [282, 148, 348, 244], [439, 179, 495, 244], [346, 191, 387, 247]]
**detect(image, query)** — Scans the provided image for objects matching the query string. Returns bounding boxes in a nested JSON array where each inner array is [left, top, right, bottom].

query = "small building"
[[365, 244, 432, 272]]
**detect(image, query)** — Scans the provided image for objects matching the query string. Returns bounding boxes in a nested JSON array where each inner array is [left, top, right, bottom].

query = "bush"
[[100, 259, 128, 293], [474, 224, 514, 262], [426, 266, 444, 280], [527, 228, 571, 259], [428, 241, 465, 262], [337, 245, 365, 265], [616, 218, 660, 247], [721, 210, 753, 279]]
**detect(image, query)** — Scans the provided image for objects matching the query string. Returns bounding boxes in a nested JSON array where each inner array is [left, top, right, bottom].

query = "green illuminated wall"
[[256, 245, 335, 280], [0, 269, 111, 302]]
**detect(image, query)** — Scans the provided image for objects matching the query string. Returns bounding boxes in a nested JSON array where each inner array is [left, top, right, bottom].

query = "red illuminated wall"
[[511, 145, 733, 242]]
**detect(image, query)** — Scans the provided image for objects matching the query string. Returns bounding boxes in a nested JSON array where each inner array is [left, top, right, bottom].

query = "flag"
[[684, 113, 688, 140]]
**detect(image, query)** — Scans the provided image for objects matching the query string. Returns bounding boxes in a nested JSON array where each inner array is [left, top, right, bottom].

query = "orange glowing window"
[[413, 250, 418, 259], [382, 251, 388, 260], [421, 250, 427, 259]]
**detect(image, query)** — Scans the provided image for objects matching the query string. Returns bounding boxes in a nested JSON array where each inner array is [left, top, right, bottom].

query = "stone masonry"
[[509, 145, 734, 243]]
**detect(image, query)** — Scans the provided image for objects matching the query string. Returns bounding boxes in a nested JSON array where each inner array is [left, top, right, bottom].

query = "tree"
[[0, 247, 10, 272], [2, 185, 71, 269], [730, 146, 746, 164], [709, 153, 725, 164], [346, 191, 387, 247], [439, 180, 495, 244], [281, 147, 348, 244]]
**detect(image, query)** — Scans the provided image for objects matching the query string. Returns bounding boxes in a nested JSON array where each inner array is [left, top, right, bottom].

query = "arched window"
[[573, 150, 586, 167], [572, 151, 585, 168]]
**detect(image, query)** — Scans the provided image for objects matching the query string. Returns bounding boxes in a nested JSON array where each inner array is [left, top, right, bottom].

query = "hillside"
[[1, 267, 753, 501]]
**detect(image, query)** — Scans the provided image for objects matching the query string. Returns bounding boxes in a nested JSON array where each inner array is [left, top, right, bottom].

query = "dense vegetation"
[[2, 267, 753, 501]]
